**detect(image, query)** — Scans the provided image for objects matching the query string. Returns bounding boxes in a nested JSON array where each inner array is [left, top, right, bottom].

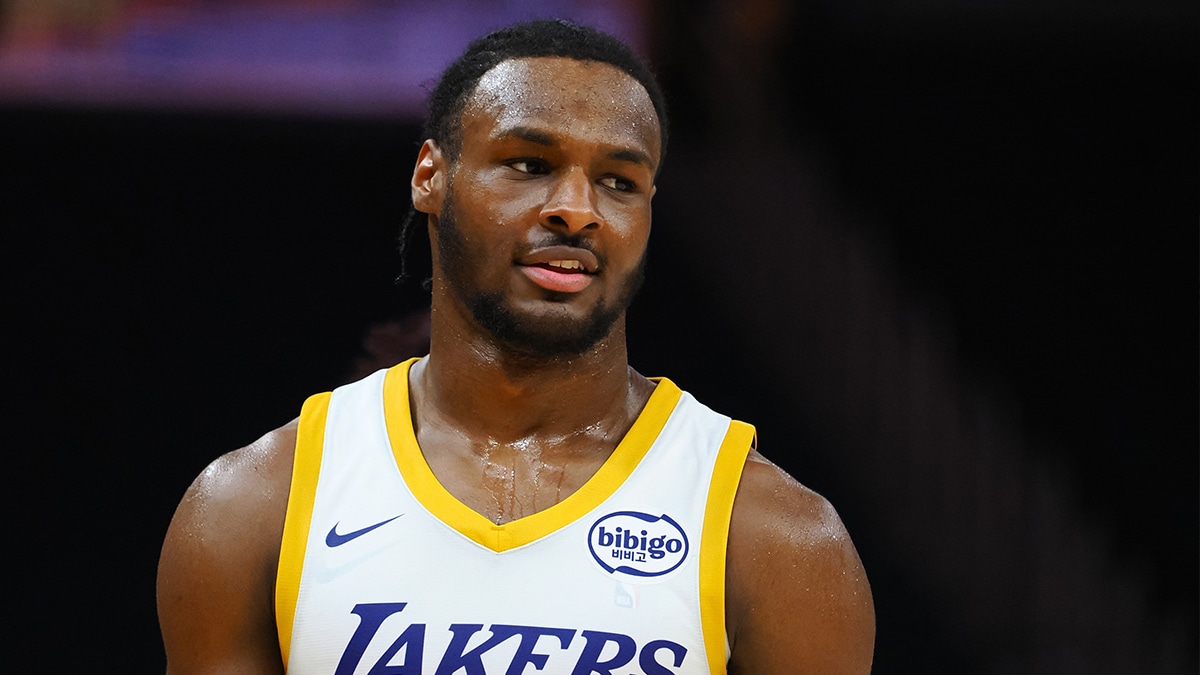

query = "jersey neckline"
[[381, 357, 683, 552]]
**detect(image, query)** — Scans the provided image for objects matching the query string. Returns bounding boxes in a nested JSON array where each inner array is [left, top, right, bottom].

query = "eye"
[[599, 176, 636, 193], [508, 159, 548, 175]]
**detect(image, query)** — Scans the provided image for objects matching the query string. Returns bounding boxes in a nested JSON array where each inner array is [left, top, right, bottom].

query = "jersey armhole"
[[275, 391, 330, 668], [699, 419, 756, 674]]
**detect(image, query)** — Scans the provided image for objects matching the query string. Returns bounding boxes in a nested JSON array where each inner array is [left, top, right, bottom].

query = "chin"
[[470, 293, 622, 359]]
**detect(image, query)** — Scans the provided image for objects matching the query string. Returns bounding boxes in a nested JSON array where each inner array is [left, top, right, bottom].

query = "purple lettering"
[[647, 536, 666, 559], [597, 527, 614, 547], [367, 623, 426, 674], [493, 625, 576, 675], [335, 603, 409, 675], [622, 529, 640, 549], [638, 640, 687, 675], [333, 604, 681, 675], [570, 630, 636, 675], [434, 624, 500, 675]]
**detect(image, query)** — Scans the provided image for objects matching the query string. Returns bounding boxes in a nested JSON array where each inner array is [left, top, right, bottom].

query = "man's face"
[[424, 57, 660, 358]]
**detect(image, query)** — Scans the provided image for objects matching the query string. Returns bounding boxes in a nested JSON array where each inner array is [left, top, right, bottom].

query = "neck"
[[411, 309, 650, 449]]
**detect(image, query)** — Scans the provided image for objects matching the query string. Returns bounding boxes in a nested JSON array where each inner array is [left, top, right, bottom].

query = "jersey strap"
[[699, 419, 756, 674], [275, 391, 330, 668]]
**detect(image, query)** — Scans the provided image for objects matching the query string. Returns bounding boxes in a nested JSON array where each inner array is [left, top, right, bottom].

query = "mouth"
[[519, 245, 601, 273], [540, 259, 588, 272], [520, 264, 595, 293], [518, 249, 598, 294]]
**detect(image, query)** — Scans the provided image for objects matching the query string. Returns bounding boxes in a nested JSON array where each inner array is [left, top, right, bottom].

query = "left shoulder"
[[725, 449, 876, 674]]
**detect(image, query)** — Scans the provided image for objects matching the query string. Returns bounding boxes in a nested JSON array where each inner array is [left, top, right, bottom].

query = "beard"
[[435, 189, 646, 359]]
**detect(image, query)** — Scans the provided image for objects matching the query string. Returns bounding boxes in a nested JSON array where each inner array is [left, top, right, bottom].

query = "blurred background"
[[3, 0, 1194, 672]]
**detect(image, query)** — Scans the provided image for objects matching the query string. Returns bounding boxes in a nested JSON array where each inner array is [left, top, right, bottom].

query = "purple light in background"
[[0, 0, 647, 118]]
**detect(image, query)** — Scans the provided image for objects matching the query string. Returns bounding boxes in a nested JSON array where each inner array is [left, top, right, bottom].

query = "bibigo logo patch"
[[587, 511, 689, 580]]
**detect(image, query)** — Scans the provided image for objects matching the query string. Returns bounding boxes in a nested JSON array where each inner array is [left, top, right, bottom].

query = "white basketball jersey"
[[276, 358, 755, 674]]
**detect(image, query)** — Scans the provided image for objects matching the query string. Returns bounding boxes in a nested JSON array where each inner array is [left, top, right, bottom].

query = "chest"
[[278, 366, 742, 674]]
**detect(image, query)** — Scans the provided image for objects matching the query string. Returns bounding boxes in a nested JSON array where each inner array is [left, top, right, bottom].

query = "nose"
[[539, 168, 601, 235]]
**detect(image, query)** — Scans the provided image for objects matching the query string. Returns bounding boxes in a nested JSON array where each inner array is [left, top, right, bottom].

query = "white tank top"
[[276, 358, 754, 674]]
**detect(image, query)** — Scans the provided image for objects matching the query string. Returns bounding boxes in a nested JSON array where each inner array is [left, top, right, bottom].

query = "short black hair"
[[398, 19, 668, 286], [426, 18, 669, 163]]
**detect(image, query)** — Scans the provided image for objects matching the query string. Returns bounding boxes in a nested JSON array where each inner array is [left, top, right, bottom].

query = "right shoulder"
[[181, 421, 298, 529], [157, 420, 299, 674]]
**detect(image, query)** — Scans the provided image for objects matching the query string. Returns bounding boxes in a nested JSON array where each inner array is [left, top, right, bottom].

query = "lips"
[[517, 245, 599, 294]]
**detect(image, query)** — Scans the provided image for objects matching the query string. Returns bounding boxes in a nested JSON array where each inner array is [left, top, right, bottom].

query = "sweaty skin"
[[157, 56, 875, 674]]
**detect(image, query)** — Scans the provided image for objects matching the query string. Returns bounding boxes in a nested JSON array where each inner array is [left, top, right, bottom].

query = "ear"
[[411, 139, 447, 216]]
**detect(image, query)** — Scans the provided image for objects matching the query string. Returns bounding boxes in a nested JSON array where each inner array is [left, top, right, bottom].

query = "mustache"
[[520, 233, 605, 263]]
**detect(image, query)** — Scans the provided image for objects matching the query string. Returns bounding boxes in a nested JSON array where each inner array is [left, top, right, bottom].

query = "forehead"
[[460, 57, 661, 163]]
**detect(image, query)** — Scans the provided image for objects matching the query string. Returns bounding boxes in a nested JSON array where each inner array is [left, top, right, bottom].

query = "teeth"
[[547, 260, 583, 270]]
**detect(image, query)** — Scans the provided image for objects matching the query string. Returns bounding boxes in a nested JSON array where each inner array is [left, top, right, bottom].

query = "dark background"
[[4, 1, 1195, 672]]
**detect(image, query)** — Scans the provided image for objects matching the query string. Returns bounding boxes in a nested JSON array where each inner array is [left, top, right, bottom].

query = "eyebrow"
[[497, 125, 656, 170]]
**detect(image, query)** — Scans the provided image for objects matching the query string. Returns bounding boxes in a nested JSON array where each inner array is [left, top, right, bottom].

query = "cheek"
[[607, 206, 652, 255], [599, 233, 649, 286], [463, 179, 546, 232]]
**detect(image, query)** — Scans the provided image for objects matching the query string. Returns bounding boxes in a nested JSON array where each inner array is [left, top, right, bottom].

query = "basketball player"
[[157, 20, 874, 674]]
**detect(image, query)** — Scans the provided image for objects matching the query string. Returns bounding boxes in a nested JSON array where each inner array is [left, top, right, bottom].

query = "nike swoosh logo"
[[325, 514, 403, 547]]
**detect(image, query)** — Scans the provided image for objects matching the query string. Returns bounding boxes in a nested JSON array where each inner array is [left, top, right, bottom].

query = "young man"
[[158, 20, 874, 674]]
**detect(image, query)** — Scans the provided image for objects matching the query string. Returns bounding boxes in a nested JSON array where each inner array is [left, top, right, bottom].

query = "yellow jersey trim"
[[699, 420, 755, 674], [382, 358, 684, 552], [275, 391, 330, 668]]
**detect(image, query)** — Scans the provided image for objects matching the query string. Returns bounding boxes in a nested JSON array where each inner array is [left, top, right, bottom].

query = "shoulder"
[[169, 422, 297, 552], [725, 449, 876, 674], [728, 451, 849, 555], [157, 421, 298, 673]]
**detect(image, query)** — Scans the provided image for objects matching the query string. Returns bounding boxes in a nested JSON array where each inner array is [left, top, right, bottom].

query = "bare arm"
[[157, 423, 296, 674], [726, 451, 876, 674]]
